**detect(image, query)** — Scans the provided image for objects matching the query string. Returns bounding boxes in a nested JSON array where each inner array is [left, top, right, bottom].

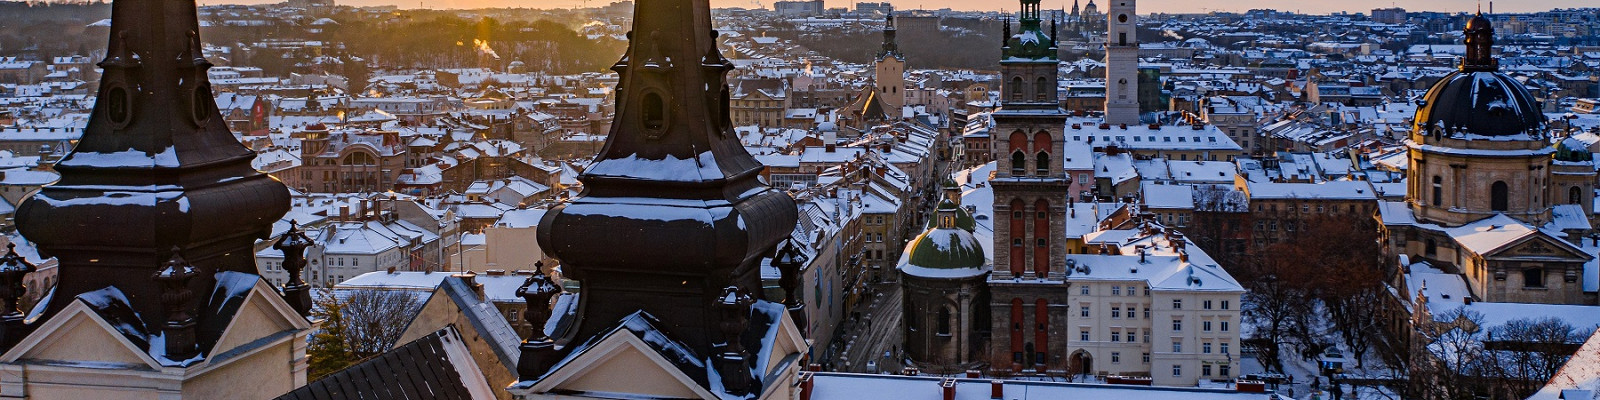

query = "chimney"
[[941, 378, 956, 400], [991, 380, 1004, 399], [965, 370, 980, 378], [387, 266, 397, 274], [456, 271, 484, 299], [799, 372, 815, 400], [487, 269, 506, 276], [825, 143, 836, 152], [340, 205, 350, 221]]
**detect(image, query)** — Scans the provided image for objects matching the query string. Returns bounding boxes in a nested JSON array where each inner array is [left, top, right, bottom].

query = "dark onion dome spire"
[[535, 0, 798, 356], [1003, 0, 1057, 61], [1412, 11, 1544, 137], [878, 13, 902, 60], [14, 0, 289, 330]]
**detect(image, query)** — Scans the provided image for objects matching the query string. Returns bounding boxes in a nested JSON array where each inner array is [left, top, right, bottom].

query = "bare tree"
[[1480, 317, 1579, 399], [330, 289, 422, 358], [1412, 307, 1489, 400]]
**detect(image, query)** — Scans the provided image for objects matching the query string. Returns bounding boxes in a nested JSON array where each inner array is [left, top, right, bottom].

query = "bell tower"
[[987, 0, 1071, 374], [1104, 0, 1139, 125], [875, 13, 906, 116]]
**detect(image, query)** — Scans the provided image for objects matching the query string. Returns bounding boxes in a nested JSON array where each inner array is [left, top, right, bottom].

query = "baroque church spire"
[[14, 0, 289, 335], [879, 13, 902, 60], [536, 0, 799, 363]]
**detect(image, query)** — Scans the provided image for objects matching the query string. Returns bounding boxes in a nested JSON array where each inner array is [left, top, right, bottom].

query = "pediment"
[[1487, 232, 1590, 261], [532, 329, 714, 399], [1, 300, 157, 369], [210, 280, 311, 357]]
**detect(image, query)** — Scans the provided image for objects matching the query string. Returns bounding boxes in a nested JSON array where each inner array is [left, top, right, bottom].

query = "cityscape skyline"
[[183, 0, 1599, 15]]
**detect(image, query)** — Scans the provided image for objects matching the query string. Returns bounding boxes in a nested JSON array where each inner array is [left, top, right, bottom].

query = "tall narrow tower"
[[875, 13, 906, 116], [1104, 0, 1139, 125], [987, 0, 1071, 374]]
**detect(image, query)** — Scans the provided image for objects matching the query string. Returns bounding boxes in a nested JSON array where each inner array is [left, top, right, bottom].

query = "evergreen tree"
[[306, 293, 353, 381], [343, 56, 369, 95]]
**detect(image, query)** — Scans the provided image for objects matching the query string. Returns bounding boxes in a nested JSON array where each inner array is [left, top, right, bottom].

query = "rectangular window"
[[1126, 331, 1135, 342], [1143, 307, 1150, 319], [1220, 365, 1231, 377], [1111, 307, 1121, 318], [1081, 286, 1090, 295], [1111, 352, 1121, 363], [1221, 300, 1230, 310], [1203, 321, 1212, 332], [1221, 321, 1230, 332], [1142, 352, 1150, 363], [1173, 299, 1181, 309], [1112, 285, 1121, 295], [1081, 330, 1090, 341], [1173, 341, 1182, 353], [1221, 342, 1230, 355], [1203, 342, 1213, 354], [1111, 330, 1120, 342], [1173, 319, 1182, 332], [1081, 306, 1090, 318], [1203, 300, 1213, 310], [1172, 364, 1182, 377], [1203, 364, 1212, 376], [1144, 331, 1150, 343]]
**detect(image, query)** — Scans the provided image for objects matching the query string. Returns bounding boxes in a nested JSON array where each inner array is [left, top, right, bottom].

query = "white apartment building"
[[1063, 227, 1245, 387]]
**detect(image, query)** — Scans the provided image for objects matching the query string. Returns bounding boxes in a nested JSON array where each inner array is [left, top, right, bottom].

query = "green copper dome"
[[904, 228, 987, 272]]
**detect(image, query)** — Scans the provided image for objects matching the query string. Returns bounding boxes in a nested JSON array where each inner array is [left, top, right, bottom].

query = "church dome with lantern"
[[1404, 12, 1591, 228], [1413, 14, 1544, 138]]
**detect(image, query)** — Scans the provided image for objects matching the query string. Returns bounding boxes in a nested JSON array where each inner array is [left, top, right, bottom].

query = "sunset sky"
[[197, 0, 1593, 14]]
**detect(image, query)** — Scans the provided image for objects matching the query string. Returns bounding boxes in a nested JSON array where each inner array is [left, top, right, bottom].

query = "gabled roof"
[[277, 325, 496, 400], [1447, 214, 1589, 261], [1, 272, 311, 369], [526, 301, 805, 399]]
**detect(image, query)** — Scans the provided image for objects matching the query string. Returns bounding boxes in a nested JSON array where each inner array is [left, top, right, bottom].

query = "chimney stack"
[[798, 372, 815, 400], [991, 380, 1004, 399], [940, 378, 956, 400]]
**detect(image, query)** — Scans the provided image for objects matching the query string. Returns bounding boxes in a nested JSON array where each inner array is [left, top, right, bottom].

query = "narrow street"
[[834, 280, 904, 374]]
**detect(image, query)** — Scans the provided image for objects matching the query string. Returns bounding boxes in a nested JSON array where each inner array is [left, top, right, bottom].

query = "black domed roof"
[[1412, 12, 1545, 137], [1415, 71, 1545, 136]]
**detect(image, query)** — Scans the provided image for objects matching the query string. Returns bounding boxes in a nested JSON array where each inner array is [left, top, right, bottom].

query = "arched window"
[[1491, 181, 1509, 211], [937, 307, 952, 335], [1440, 175, 1452, 206], [1032, 132, 1052, 175], [1010, 131, 1029, 176], [1011, 76, 1024, 102], [1009, 199, 1026, 277], [1570, 186, 1582, 205], [1035, 76, 1050, 101], [642, 91, 666, 133]]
